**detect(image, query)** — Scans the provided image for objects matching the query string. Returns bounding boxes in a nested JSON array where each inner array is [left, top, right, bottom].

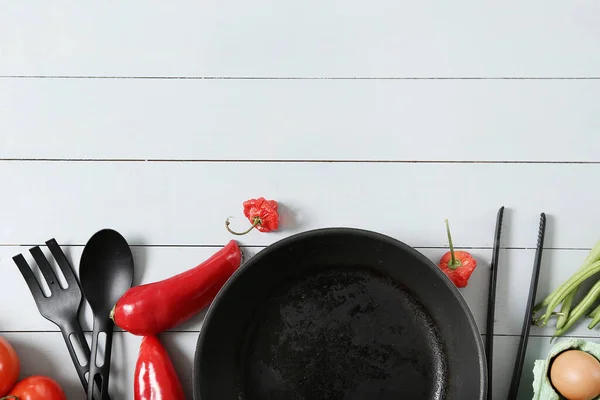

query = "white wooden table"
[[1, 2, 599, 399]]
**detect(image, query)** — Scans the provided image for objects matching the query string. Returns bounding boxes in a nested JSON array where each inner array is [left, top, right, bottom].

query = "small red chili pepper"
[[134, 335, 185, 400], [225, 197, 279, 235], [438, 219, 477, 288]]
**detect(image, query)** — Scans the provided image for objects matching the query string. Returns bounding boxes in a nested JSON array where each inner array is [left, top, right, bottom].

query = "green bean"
[[541, 260, 600, 325], [589, 309, 600, 329], [533, 290, 558, 314], [589, 303, 600, 319], [533, 312, 565, 327], [553, 279, 600, 339], [534, 242, 600, 316], [581, 240, 600, 270], [556, 287, 578, 329]]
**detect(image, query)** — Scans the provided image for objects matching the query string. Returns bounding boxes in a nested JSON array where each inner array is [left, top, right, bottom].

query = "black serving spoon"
[[80, 229, 134, 400]]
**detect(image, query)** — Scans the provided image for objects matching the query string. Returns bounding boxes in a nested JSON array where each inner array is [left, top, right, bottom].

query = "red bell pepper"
[[134, 336, 185, 400], [110, 240, 242, 335], [438, 219, 477, 288], [226, 197, 279, 235]]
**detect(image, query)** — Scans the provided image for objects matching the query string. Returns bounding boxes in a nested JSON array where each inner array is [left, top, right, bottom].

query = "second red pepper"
[[134, 335, 185, 400], [438, 219, 477, 288]]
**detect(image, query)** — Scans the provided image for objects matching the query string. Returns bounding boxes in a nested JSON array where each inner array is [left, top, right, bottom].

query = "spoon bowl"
[[80, 229, 134, 400], [80, 229, 134, 314]]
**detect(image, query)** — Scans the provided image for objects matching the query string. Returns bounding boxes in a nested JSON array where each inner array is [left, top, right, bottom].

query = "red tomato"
[[0, 336, 20, 396], [6, 376, 66, 400]]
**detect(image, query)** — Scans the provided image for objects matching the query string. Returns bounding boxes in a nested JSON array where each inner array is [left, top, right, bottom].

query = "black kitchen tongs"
[[486, 206, 504, 400], [486, 210, 546, 400], [508, 213, 546, 399]]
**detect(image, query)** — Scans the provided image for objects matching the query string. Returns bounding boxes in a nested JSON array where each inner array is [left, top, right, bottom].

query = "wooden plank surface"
[[0, 161, 598, 248], [3, 2, 600, 399], [1, 79, 599, 161], [3, 245, 599, 338], [1, 1, 599, 77]]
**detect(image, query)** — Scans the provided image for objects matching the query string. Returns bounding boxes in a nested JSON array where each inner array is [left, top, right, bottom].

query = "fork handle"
[[60, 319, 112, 400]]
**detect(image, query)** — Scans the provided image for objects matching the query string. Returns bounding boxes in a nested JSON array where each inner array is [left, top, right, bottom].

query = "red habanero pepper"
[[225, 197, 279, 235], [110, 240, 242, 336], [438, 219, 477, 288], [134, 336, 185, 400]]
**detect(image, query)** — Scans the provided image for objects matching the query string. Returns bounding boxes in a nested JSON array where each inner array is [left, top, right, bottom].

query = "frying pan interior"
[[194, 228, 486, 400]]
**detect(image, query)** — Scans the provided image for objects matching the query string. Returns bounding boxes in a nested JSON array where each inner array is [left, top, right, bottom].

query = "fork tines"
[[12, 239, 82, 319]]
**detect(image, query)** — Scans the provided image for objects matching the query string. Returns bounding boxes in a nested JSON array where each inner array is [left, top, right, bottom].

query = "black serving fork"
[[13, 239, 109, 399]]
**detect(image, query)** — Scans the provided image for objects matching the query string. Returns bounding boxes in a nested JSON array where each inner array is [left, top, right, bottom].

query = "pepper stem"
[[445, 219, 462, 270], [0, 396, 19, 400], [226, 216, 262, 236]]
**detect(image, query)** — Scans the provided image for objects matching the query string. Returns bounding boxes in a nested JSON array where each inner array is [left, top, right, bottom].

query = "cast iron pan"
[[194, 228, 486, 400]]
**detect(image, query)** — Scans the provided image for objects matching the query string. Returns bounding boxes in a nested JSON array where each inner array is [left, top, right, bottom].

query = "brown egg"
[[550, 349, 600, 400]]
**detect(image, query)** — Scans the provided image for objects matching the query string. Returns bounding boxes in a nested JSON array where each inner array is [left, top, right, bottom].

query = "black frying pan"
[[194, 228, 486, 400]]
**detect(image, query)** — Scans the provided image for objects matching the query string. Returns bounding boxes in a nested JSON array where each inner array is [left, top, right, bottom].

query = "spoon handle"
[[87, 317, 115, 400]]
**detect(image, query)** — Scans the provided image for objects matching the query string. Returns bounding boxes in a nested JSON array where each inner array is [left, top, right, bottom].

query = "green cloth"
[[532, 338, 600, 400]]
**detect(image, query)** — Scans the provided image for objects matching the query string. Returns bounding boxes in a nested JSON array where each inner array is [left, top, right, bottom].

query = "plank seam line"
[[1, 76, 600, 80], [0, 159, 599, 164], [0, 330, 595, 339], [0, 244, 593, 250]]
